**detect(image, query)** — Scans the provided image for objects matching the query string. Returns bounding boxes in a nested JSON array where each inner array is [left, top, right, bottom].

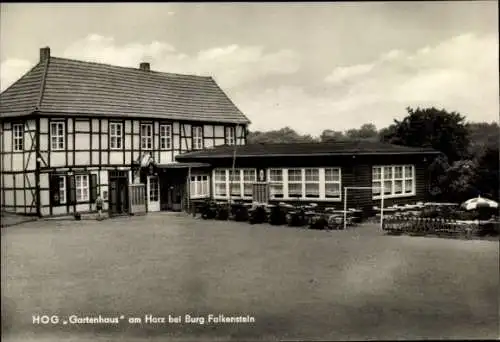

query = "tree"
[[474, 146, 499, 201], [319, 129, 346, 142], [466, 122, 499, 157], [247, 127, 318, 144], [381, 107, 470, 163], [345, 123, 379, 141]]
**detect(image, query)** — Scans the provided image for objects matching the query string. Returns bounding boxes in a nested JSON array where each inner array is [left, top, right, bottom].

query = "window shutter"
[[90, 174, 98, 202], [68, 176, 76, 205], [49, 174, 61, 206]]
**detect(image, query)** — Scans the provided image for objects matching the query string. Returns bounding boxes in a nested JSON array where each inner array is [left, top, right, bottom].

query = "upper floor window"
[[50, 121, 65, 150], [160, 124, 172, 150], [13, 124, 23, 152], [141, 124, 153, 150], [225, 126, 235, 145], [192, 126, 203, 150], [372, 165, 415, 198], [109, 122, 123, 149]]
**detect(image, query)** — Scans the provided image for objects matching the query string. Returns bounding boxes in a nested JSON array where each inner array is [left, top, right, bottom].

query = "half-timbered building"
[[0, 47, 249, 217]]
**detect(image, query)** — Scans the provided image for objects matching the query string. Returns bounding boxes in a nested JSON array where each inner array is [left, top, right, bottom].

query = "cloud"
[[62, 34, 300, 89], [324, 63, 375, 84], [237, 32, 498, 135]]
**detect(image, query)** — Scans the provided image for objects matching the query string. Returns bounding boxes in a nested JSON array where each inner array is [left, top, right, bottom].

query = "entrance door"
[[109, 176, 129, 215], [147, 176, 160, 212], [168, 183, 183, 211]]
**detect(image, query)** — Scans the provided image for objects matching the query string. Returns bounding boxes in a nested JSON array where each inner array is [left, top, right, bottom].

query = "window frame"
[[190, 174, 210, 199], [75, 174, 90, 203], [225, 126, 236, 145], [13, 123, 24, 152], [213, 168, 257, 199], [140, 123, 153, 150], [372, 164, 416, 199], [192, 126, 203, 150], [159, 124, 172, 150], [50, 121, 65, 151], [324, 168, 342, 200], [59, 176, 67, 205], [304, 168, 320, 198], [268, 169, 284, 199], [109, 122, 123, 150]]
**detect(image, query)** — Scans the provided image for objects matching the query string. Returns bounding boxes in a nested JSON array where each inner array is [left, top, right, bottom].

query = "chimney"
[[40, 47, 50, 63], [139, 62, 150, 71]]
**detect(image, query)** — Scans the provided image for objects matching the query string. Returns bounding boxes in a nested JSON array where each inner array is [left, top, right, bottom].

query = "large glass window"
[[373, 165, 415, 198]]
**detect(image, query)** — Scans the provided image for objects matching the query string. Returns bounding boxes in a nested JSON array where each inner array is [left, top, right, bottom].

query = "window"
[[75, 175, 89, 202], [225, 126, 235, 145], [149, 176, 159, 201], [243, 169, 256, 197], [325, 168, 341, 199], [192, 126, 203, 150], [160, 124, 172, 150], [110, 122, 123, 149], [269, 169, 283, 198], [214, 169, 227, 197], [13, 124, 23, 151], [304, 168, 320, 198], [141, 124, 153, 150], [213, 168, 256, 198], [190, 175, 209, 198], [229, 170, 241, 196], [59, 176, 67, 204], [50, 121, 65, 150], [372, 165, 415, 198], [287, 169, 302, 197]]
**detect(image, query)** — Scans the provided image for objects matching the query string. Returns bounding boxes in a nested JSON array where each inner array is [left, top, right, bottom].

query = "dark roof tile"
[[1, 56, 250, 124], [176, 141, 441, 160]]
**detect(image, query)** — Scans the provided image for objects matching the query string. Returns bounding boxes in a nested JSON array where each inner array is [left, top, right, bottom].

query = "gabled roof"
[[0, 49, 250, 124], [176, 141, 441, 160]]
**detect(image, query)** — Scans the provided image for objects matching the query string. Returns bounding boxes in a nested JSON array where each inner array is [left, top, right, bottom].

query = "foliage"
[[381, 107, 470, 163], [247, 127, 318, 144]]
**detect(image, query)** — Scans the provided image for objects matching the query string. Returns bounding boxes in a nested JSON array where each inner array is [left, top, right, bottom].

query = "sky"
[[0, 2, 498, 136]]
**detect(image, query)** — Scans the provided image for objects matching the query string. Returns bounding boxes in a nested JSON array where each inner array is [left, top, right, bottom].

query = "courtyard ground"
[[1, 213, 499, 341]]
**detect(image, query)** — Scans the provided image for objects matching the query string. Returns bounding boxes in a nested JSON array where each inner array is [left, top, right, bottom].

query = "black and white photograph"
[[1, 2, 499, 341]]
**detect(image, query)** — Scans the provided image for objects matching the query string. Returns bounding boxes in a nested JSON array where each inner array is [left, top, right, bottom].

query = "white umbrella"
[[461, 196, 499, 211]]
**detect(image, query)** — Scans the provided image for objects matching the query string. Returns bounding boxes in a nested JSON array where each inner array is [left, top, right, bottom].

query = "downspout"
[[35, 57, 50, 217], [228, 125, 239, 218]]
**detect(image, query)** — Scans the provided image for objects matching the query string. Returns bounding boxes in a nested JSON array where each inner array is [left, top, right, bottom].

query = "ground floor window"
[[190, 175, 209, 199], [372, 164, 415, 199], [75, 175, 89, 202], [50, 172, 97, 205], [268, 167, 342, 201], [213, 168, 256, 199]]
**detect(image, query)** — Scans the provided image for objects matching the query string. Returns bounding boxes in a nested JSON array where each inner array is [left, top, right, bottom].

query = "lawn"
[[2, 213, 499, 341]]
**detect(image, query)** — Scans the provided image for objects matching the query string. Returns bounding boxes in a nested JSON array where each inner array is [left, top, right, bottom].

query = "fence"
[[382, 216, 499, 238], [129, 184, 146, 215]]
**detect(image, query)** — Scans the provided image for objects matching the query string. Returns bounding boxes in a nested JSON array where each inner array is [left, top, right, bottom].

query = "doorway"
[[109, 171, 129, 215], [147, 175, 161, 212]]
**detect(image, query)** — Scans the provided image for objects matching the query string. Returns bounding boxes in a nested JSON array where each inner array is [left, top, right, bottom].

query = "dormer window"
[[225, 126, 235, 145], [192, 126, 203, 150]]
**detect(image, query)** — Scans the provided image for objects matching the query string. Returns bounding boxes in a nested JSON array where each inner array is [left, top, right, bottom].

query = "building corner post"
[[35, 117, 41, 217]]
